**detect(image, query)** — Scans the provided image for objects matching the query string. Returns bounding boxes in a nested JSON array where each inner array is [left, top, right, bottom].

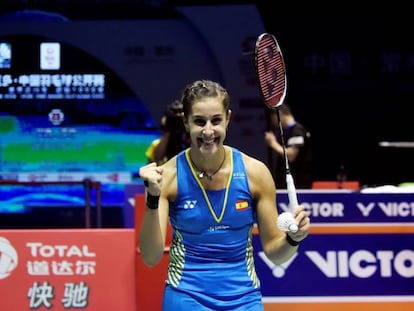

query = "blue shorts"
[[161, 285, 264, 311]]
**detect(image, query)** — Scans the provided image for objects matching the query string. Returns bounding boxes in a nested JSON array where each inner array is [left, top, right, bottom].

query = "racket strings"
[[256, 37, 286, 105], [257, 57, 285, 101]]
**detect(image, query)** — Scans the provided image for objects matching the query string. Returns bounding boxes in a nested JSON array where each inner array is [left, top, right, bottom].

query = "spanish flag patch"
[[235, 200, 248, 211]]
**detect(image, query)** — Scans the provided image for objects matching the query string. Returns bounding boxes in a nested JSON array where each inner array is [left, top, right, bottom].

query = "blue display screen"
[[0, 34, 158, 212]]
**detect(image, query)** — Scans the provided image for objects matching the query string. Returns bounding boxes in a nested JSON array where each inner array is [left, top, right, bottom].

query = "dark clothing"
[[166, 131, 191, 160], [163, 108, 191, 160], [273, 122, 313, 189]]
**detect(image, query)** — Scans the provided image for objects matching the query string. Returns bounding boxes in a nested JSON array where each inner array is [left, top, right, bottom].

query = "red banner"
[[0, 229, 136, 310]]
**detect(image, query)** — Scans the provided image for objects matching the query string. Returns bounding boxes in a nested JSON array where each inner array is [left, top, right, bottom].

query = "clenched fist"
[[139, 162, 163, 196]]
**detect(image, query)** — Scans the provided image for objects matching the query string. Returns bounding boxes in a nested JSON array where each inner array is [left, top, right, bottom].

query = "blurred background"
[[1, 0, 413, 228]]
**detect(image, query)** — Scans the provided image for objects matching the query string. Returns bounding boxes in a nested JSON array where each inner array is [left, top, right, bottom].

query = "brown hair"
[[180, 80, 230, 118]]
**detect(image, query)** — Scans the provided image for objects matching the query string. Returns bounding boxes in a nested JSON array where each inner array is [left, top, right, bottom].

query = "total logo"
[[0, 237, 18, 280]]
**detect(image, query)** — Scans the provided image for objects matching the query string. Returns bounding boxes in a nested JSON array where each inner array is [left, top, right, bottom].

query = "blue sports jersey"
[[162, 147, 264, 311]]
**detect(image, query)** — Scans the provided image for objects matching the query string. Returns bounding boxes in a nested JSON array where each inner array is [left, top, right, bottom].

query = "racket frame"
[[255, 32, 299, 213], [254, 32, 287, 110]]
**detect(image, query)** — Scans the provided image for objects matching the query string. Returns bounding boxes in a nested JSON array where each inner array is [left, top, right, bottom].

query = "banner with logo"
[[277, 190, 414, 224], [0, 229, 136, 310], [129, 190, 414, 311], [256, 190, 414, 311]]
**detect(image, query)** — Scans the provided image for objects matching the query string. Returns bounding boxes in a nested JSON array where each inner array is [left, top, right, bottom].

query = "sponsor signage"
[[0, 229, 136, 310], [254, 233, 414, 298], [254, 190, 414, 310], [277, 190, 414, 223]]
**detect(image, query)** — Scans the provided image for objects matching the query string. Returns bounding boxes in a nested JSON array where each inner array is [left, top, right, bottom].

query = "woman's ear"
[[226, 109, 232, 128]]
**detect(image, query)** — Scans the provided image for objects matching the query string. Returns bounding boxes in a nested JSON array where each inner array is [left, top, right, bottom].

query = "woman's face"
[[186, 97, 230, 155]]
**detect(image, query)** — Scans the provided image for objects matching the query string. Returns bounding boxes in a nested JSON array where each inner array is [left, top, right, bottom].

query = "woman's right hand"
[[139, 162, 163, 196]]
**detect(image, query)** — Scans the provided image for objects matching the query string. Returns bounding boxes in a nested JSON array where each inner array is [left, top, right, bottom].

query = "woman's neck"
[[190, 146, 226, 180]]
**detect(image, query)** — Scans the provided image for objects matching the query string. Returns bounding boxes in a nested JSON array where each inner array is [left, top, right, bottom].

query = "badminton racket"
[[255, 32, 298, 233]]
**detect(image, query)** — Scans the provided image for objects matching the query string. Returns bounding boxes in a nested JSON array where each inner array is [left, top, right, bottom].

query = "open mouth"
[[198, 137, 219, 145]]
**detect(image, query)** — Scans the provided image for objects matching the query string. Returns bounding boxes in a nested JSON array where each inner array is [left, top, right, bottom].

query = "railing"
[[0, 179, 102, 228]]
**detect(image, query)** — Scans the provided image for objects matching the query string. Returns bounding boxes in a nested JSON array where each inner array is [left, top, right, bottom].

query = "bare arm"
[[264, 131, 299, 162], [138, 160, 176, 266], [244, 154, 310, 264]]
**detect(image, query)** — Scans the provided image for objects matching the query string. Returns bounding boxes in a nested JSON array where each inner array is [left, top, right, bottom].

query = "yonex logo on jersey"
[[184, 200, 197, 209], [0, 237, 18, 280]]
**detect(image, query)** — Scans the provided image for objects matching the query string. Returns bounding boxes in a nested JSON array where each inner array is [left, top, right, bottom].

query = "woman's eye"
[[194, 119, 206, 126], [212, 118, 222, 125]]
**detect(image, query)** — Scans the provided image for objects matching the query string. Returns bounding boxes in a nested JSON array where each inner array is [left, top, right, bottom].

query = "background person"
[[264, 103, 313, 189], [145, 99, 191, 165]]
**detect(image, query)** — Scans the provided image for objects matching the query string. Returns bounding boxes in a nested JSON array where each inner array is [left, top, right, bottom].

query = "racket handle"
[[286, 173, 298, 211]]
